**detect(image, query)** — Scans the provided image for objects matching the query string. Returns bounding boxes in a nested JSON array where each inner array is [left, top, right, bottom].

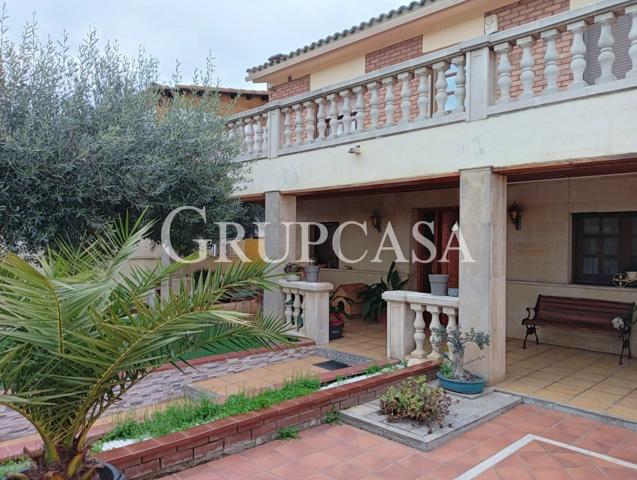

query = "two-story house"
[[227, 0, 637, 388]]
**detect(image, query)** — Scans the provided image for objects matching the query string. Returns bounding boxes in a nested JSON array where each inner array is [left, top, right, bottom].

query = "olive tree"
[[0, 8, 255, 255]]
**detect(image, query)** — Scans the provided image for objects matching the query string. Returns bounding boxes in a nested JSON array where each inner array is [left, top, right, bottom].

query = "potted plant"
[[433, 327, 491, 395], [328, 293, 352, 340], [303, 258, 320, 283], [0, 218, 292, 480], [358, 262, 407, 323], [283, 262, 301, 281]]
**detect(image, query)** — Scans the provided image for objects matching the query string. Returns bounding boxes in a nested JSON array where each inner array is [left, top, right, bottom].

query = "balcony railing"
[[383, 291, 460, 363], [227, 0, 637, 160]]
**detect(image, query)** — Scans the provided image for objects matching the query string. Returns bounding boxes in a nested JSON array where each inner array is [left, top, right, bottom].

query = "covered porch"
[[262, 162, 637, 422]]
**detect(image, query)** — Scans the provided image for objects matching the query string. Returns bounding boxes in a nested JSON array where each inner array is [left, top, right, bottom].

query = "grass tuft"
[[96, 376, 320, 448], [0, 459, 30, 478], [276, 427, 299, 440]]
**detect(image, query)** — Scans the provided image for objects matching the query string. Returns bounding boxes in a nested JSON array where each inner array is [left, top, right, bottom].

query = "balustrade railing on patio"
[[226, 0, 637, 160], [279, 279, 333, 346], [383, 291, 459, 363]]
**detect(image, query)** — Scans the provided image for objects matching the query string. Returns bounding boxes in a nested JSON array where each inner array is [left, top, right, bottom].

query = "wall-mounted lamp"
[[348, 145, 361, 155], [508, 202, 522, 230], [371, 210, 382, 233]]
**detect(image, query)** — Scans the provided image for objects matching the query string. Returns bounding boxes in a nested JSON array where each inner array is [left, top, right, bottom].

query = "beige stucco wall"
[[310, 56, 365, 90], [296, 188, 459, 289], [421, 2, 485, 53], [507, 175, 637, 354], [570, 0, 599, 9]]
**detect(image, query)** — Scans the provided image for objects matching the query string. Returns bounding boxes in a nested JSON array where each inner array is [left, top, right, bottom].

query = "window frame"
[[572, 211, 637, 286]]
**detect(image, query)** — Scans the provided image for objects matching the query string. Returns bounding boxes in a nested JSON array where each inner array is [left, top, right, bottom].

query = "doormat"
[[313, 359, 350, 371]]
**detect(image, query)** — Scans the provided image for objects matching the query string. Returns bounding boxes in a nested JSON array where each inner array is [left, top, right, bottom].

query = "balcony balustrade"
[[226, 0, 637, 160]]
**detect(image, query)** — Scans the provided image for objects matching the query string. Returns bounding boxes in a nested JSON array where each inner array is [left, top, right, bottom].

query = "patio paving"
[[328, 317, 388, 362], [157, 403, 637, 480], [191, 355, 336, 397], [497, 338, 637, 422]]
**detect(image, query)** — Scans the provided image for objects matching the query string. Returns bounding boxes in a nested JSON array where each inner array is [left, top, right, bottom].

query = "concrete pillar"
[[263, 191, 296, 318], [467, 47, 495, 121], [459, 167, 507, 384], [383, 291, 415, 361]]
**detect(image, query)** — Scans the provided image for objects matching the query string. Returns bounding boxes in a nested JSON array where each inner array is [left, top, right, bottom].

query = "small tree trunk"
[[452, 350, 465, 379]]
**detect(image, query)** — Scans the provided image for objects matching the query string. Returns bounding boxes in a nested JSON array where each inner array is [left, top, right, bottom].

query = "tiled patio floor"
[[497, 339, 637, 422], [192, 355, 333, 397], [158, 404, 637, 480], [328, 318, 388, 362]]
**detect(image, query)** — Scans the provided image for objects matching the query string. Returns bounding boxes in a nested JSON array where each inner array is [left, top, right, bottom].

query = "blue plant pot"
[[437, 371, 486, 395]]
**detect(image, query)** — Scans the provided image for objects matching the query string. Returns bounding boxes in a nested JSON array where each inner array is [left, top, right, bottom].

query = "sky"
[[3, 0, 404, 89]]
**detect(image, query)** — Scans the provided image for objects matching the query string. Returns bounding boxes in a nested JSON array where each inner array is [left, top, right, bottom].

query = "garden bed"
[[94, 361, 438, 480]]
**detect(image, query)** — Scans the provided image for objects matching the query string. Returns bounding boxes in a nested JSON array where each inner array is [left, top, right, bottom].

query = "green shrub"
[[276, 427, 299, 440], [323, 410, 341, 424], [439, 361, 454, 379], [379, 377, 452, 432]]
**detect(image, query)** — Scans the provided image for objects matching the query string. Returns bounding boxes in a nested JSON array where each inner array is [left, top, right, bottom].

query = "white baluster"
[[427, 305, 442, 361], [397, 72, 412, 123], [541, 29, 560, 95], [595, 12, 616, 84], [243, 118, 254, 154], [367, 81, 381, 130], [353, 86, 366, 131], [340, 89, 352, 134], [262, 116, 268, 153], [315, 97, 327, 140], [415, 67, 430, 119], [495, 42, 512, 104], [451, 55, 466, 113], [293, 104, 303, 146], [517, 36, 536, 100], [626, 6, 637, 78], [303, 101, 315, 144], [568, 21, 589, 89], [298, 293, 306, 330], [253, 115, 264, 153], [292, 290, 302, 327], [382, 77, 396, 127], [443, 307, 458, 362], [235, 120, 243, 145], [410, 304, 427, 360], [327, 93, 339, 138], [283, 289, 293, 327], [282, 107, 292, 147], [433, 61, 449, 117], [227, 122, 235, 140]]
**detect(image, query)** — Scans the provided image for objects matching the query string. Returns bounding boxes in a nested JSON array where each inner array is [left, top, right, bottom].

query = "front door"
[[416, 208, 460, 293]]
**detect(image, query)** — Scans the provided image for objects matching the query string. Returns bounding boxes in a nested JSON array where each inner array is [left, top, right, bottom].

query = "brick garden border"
[[96, 361, 439, 480]]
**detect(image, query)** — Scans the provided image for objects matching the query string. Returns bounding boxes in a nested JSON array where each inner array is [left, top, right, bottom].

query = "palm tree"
[[0, 218, 292, 479]]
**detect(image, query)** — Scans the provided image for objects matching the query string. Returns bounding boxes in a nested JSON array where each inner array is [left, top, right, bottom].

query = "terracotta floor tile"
[[270, 460, 319, 480], [322, 463, 369, 480], [299, 450, 341, 469]]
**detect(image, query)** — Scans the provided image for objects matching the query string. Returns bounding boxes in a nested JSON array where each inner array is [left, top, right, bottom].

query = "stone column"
[[458, 167, 507, 384], [263, 191, 297, 319], [383, 291, 415, 361]]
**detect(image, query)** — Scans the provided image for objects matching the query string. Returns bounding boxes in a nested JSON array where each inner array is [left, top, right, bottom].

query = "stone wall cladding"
[[269, 75, 311, 101], [0, 342, 315, 442], [487, 0, 572, 97], [97, 361, 439, 480]]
